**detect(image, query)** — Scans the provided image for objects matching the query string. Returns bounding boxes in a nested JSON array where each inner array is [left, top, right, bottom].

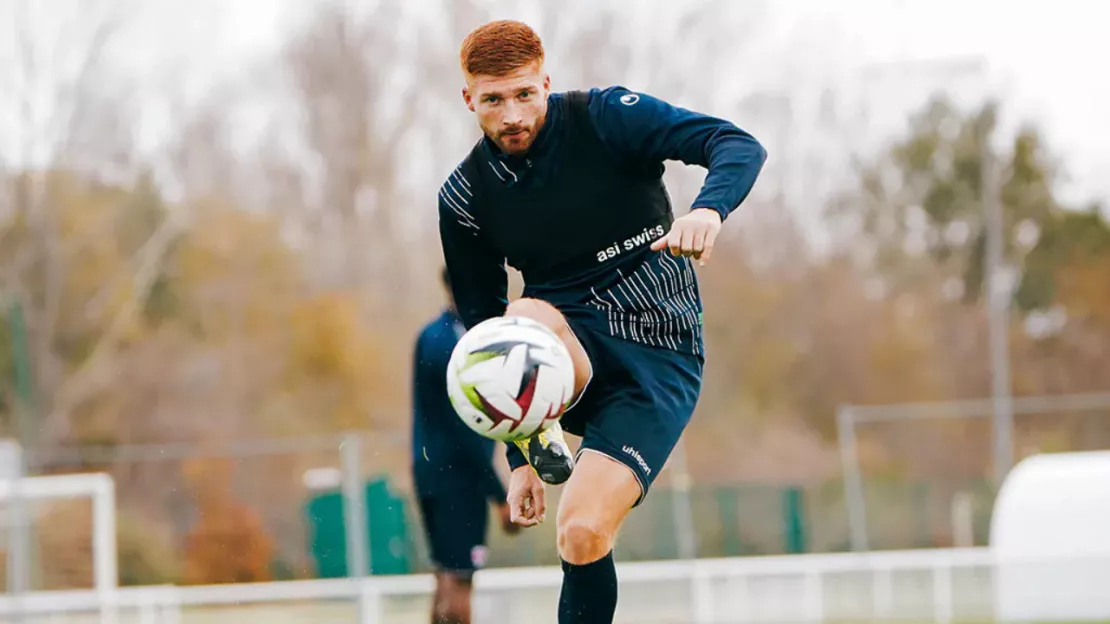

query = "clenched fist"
[[650, 208, 722, 266]]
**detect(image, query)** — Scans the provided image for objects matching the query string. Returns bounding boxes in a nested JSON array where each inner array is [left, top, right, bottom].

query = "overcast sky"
[[7, 0, 1109, 210]]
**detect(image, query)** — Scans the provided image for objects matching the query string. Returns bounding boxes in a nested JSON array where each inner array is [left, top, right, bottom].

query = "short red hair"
[[460, 20, 545, 77]]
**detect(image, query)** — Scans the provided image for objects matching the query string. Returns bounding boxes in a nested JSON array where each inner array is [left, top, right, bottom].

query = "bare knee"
[[505, 298, 566, 333], [557, 514, 614, 565], [555, 452, 641, 565]]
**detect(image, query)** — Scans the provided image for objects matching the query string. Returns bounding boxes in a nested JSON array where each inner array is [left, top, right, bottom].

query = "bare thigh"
[[555, 451, 641, 563]]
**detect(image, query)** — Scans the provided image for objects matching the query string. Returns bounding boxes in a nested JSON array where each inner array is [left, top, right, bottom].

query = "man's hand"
[[506, 465, 546, 527], [496, 501, 521, 534], [650, 207, 722, 266]]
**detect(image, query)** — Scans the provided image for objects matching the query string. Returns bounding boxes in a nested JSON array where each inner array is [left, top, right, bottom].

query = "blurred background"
[[1, 0, 1109, 621]]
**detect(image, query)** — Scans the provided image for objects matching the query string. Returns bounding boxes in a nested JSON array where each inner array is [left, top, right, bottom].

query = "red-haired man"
[[438, 19, 767, 624]]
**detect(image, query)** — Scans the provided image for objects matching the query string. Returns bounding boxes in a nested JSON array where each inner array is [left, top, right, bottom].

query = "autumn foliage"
[[181, 458, 276, 585]]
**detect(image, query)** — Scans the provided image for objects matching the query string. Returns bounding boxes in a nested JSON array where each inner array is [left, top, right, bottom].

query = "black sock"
[[558, 551, 618, 624]]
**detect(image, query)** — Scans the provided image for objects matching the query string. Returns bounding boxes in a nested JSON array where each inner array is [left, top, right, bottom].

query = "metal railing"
[[0, 547, 1004, 623]]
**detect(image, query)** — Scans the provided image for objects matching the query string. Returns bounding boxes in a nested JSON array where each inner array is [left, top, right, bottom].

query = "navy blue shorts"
[[417, 491, 489, 576], [560, 321, 704, 506]]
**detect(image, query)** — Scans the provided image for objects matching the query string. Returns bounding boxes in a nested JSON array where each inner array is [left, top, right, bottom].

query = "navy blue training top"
[[438, 86, 767, 358], [411, 308, 507, 501]]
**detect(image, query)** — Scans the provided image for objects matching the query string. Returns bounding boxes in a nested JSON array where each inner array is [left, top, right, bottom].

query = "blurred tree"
[[1015, 205, 1110, 311], [278, 2, 422, 305], [284, 291, 389, 430], [826, 95, 1109, 312], [182, 456, 275, 585], [821, 94, 1110, 477], [0, 0, 168, 449], [0, 172, 181, 445]]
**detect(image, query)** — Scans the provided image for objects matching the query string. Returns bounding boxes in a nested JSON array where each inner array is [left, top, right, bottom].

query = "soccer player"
[[411, 267, 520, 624], [437, 20, 767, 624]]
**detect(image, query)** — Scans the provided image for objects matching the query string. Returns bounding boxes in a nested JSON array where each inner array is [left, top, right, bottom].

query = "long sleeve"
[[438, 175, 509, 329], [587, 86, 767, 221], [505, 442, 528, 472]]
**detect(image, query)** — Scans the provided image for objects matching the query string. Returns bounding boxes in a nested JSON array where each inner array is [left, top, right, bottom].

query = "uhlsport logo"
[[620, 93, 640, 106], [622, 445, 651, 476]]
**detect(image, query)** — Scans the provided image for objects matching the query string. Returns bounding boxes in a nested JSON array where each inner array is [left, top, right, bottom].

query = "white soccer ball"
[[446, 316, 576, 442]]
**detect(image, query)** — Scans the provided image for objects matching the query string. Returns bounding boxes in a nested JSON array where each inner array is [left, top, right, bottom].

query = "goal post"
[[838, 392, 1110, 552], [0, 472, 118, 613]]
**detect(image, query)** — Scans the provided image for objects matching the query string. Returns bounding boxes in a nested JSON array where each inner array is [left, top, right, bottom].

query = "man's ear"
[[543, 73, 551, 94], [462, 86, 475, 112]]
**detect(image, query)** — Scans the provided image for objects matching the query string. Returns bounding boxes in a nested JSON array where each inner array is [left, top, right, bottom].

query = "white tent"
[[991, 450, 1110, 621]]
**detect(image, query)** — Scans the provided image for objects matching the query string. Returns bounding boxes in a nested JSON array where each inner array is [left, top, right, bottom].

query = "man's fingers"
[[698, 227, 718, 266], [654, 219, 719, 260], [508, 484, 546, 527], [508, 494, 524, 524], [517, 511, 540, 527], [678, 228, 696, 256], [517, 495, 541, 527], [532, 483, 547, 523], [691, 228, 707, 258], [652, 227, 683, 255], [659, 228, 678, 256], [512, 502, 537, 527], [666, 228, 683, 256]]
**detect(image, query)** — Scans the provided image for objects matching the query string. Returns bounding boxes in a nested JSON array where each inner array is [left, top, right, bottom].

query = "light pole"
[[981, 112, 1014, 483]]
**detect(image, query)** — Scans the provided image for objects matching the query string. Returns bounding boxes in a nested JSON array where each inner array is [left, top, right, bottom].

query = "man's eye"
[[518, 91, 531, 99]]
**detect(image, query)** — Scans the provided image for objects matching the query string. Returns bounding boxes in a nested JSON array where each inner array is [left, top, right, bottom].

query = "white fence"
[[0, 547, 1012, 624]]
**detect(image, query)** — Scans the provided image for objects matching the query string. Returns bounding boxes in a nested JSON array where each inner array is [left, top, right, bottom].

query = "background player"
[[411, 267, 520, 624], [438, 20, 766, 623]]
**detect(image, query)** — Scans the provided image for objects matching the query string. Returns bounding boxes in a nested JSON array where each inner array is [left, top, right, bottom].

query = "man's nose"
[[502, 101, 523, 126]]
